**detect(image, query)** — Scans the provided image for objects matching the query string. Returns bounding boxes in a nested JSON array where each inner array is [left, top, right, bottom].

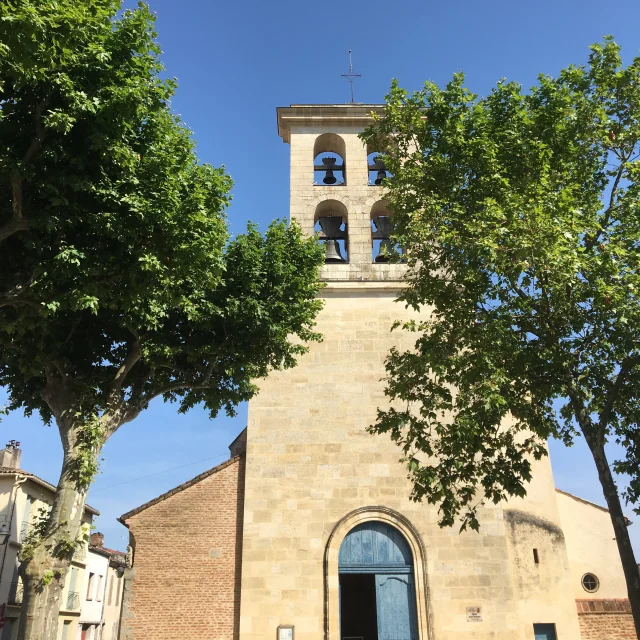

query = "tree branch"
[[1, 101, 47, 243], [0, 292, 40, 309], [41, 362, 76, 426], [62, 317, 83, 346], [506, 275, 550, 340], [1, 270, 43, 309], [573, 325, 600, 356], [585, 150, 633, 252], [0, 213, 29, 242], [22, 101, 47, 165], [125, 322, 140, 341], [203, 360, 215, 384], [108, 342, 142, 403], [563, 370, 600, 444], [141, 381, 214, 406], [599, 354, 640, 431], [508, 277, 530, 303]]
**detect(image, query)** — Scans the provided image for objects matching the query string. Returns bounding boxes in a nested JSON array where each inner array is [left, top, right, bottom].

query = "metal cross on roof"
[[341, 50, 362, 104]]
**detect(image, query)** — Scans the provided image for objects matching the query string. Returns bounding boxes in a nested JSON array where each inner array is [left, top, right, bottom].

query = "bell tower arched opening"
[[338, 521, 418, 640], [367, 150, 387, 186], [314, 133, 347, 185], [370, 201, 393, 263], [315, 200, 349, 263]]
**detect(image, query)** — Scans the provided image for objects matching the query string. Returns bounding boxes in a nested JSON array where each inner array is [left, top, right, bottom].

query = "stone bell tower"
[[238, 105, 582, 640], [279, 104, 403, 281]]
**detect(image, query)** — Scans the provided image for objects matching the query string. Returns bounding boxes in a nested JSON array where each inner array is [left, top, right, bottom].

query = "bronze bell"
[[322, 157, 337, 185], [374, 156, 387, 185], [318, 216, 347, 263], [372, 216, 392, 262], [324, 239, 344, 262], [375, 239, 393, 262]]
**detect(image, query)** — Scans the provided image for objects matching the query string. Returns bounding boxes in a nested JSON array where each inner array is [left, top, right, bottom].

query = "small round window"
[[581, 573, 600, 593]]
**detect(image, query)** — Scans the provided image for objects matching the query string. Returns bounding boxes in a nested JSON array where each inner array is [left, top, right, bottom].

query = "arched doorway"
[[338, 522, 418, 640]]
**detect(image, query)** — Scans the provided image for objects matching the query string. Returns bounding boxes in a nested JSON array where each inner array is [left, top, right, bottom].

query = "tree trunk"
[[18, 555, 67, 640], [16, 442, 94, 640], [587, 439, 640, 639]]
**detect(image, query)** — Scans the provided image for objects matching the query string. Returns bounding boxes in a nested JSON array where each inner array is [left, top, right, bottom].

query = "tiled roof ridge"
[[556, 488, 632, 525], [118, 455, 242, 524], [576, 598, 632, 614], [102, 546, 126, 556], [555, 488, 611, 514], [0, 467, 99, 515]]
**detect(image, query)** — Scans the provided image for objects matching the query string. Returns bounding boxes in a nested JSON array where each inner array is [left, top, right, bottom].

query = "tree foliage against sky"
[[363, 38, 640, 631], [0, 2, 324, 638]]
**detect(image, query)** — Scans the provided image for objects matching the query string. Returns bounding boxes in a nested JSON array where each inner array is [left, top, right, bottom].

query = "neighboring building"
[[119, 456, 244, 640], [89, 533, 126, 640], [556, 489, 636, 638], [118, 104, 635, 640], [77, 547, 108, 640], [0, 441, 99, 640]]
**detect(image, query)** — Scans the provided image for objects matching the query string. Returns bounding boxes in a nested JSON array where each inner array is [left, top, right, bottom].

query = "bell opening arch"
[[314, 133, 347, 186], [366, 149, 388, 186], [324, 507, 431, 640], [314, 199, 349, 263]]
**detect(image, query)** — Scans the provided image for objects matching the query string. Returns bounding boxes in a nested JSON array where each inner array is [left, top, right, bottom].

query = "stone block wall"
[[239, 287, 582, 640], [576, 599, 636, 639], [120, 456, 245, 640], [286, 119, 406, 283]]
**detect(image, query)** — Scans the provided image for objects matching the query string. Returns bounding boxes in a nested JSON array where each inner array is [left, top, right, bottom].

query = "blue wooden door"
[[375, 574, 418, 640], [533, 624, 557, 640], [339, 521, 412, 574], [339, 522, 418, 640]]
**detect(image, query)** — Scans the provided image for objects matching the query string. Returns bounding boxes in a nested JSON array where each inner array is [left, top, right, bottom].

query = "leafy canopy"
[[362, 38, 640, 530], [0, 0, 324, 434]]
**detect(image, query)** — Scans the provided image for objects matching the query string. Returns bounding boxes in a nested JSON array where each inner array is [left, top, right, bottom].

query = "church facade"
[[118, 105, 635, 640]]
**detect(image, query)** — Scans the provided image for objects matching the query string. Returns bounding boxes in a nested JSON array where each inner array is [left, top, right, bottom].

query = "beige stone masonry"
[[240, 285, 582, 640], [239, 104, 584, 640]]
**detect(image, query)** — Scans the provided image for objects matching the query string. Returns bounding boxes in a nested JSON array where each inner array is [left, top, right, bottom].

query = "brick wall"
[[120, 456, 245, 640], [577, 599, 637, 639]]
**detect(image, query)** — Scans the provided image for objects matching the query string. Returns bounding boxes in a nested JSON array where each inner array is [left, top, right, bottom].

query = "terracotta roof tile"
[[576, 599, 631, 614], [555, 488, 610, 514], [0, 467, 99, 515], [556, 488, 632, 525]]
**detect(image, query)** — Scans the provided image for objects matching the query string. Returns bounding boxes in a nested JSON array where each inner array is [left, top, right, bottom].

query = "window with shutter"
[[19, 495, 32, 542]]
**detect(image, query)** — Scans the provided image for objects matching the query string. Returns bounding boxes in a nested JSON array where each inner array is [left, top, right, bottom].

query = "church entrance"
[[339, 522, 418, 640]]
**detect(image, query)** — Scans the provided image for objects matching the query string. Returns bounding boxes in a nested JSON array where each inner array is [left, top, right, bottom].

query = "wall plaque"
[[466, 606, 482, 622]]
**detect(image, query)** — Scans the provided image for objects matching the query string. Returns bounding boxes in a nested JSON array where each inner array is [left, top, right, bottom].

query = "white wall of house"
[[556, 489, 629, 599], [101, 563, 124, 640], [78, 549, 108, 629], [0, 469, 95, 640]]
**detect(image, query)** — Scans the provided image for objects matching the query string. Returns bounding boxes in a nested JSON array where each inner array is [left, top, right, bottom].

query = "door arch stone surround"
[[323, 506, 432, 640]]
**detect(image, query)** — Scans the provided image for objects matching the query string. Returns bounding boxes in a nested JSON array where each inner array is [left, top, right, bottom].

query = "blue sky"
[[3, 0, 640, 552]]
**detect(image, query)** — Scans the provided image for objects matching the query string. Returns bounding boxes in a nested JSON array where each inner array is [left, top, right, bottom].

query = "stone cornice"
[[277, 104, 385, 143]]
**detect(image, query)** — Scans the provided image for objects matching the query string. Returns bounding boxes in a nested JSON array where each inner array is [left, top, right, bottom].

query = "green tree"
[[362, 38, 640, 633], [0, 2, 324, 639]]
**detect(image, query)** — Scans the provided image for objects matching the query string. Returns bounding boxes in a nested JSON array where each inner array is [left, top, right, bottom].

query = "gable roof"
[[555, 488, 609, 514], [228, 427, 247, 457], [118, 455, 241, 524], [0, 467, 99, 515], [556, 488, 632, 525], [89, 546, 113, 559]]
